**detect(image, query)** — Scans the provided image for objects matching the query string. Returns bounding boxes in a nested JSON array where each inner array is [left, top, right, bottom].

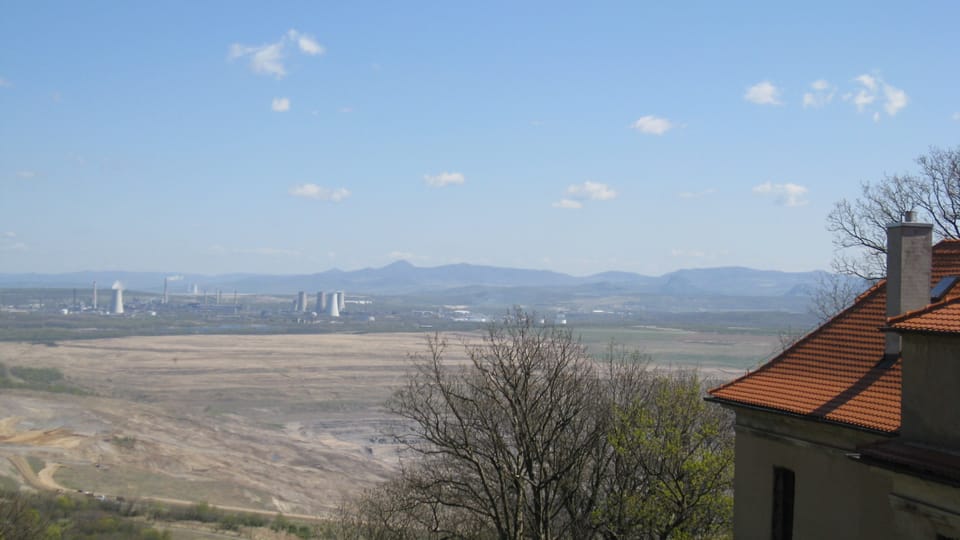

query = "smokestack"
[[163, 277, 168, 305], [885, 212, 933, 358], [217, 289, 222, 305], [92, 281, 98, 310], [336, 291, 345, 312], [316, 291, 326, 313]]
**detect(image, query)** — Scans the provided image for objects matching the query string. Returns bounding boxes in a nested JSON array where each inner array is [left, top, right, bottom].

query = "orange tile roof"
[[887, 297, 960, 334], [708, 239, 960, 434]]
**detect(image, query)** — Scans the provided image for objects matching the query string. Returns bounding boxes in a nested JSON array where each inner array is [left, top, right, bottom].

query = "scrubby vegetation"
[[0, 362, 88, 395], [0, 490, 170, 540], [0, 490, 337, 539]]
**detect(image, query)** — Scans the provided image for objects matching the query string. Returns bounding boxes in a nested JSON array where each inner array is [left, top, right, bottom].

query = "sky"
[[2, 1, 959, 277]]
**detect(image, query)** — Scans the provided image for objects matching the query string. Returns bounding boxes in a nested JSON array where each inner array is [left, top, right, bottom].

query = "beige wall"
[[731, 409, 897, 539], [887, 473, 960, 538], [901, 333, 960, 448]]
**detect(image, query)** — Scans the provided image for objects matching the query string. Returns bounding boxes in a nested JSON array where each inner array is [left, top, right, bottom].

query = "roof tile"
[[708, 239, 960, 433]]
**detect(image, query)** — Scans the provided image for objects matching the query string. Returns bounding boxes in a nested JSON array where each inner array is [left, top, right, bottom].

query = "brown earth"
[[0, 331, 745, 518], [0, 332, 476, 516]]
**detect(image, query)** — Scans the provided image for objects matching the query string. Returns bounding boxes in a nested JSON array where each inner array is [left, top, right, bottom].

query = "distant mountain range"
[[0, 261, 848, 299]]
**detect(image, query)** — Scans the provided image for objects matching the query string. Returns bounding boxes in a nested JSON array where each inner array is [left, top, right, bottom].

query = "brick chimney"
[[885, 212, 933, 359]]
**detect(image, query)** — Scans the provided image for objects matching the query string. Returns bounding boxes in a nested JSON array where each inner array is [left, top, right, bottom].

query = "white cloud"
[[271, 97, 290, 112], [289, 183, 351, 202], [953, 112, 960, 121], [855, 74, 877, 91], [288, 29, 325, 55], [15, 170, 37, 179], [631, 115, 673, 135], [0, 78, 11, 88], [230, 42, 286, 78], [566, 181, 617, 201], [802, 79, 835, 108], [552, 199, 583, 209], [554, 181, 617, 209], [339, 106, 353, 113], [849, 74, 908, 119], [229, 29, 324, 79], [853, 89, 875, 112], [744, 81, 782, 105], [883, 84, 908, 116], [753, 181, 809, 207], [424, 171, 465, 188], [2, 231, 15, 238], [678, 188, 716, 199]]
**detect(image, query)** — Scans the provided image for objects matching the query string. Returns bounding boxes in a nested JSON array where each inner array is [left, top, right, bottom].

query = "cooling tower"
[[326, 292, 340, 317], [336, 291, 345, 312], [297, 291, 307, 312], [92, 281, 98, 309], [316, 291, 326, 312], [111, 288, 124, 315]]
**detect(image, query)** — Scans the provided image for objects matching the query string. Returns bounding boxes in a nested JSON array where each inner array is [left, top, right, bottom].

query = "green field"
[[576, 325, 782, 371]]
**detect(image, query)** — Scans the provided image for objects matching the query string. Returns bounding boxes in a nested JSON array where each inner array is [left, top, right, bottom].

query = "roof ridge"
[[886, 296, 960, 327]]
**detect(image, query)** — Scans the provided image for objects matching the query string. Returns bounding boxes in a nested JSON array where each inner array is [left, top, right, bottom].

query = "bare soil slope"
[[0, 333, 468, 516]]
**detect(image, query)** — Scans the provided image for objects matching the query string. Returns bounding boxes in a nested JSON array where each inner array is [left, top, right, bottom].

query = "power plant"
[[110, 281, 124, 314], [20, 274, 374, 323], [162, 275, 183, 304], [326, 291, 340, 317]]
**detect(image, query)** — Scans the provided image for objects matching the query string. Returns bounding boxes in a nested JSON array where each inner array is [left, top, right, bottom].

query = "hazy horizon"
[[0, 257, 835, 280]]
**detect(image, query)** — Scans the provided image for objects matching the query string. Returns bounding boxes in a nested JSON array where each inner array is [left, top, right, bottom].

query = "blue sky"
[[2, 1, 959, 276]]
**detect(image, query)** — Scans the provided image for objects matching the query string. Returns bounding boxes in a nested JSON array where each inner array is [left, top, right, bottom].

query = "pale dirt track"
[[8, 455, 63, 491]]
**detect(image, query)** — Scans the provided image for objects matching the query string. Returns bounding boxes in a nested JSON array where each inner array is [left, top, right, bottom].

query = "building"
[[708, 216, 960, 539]]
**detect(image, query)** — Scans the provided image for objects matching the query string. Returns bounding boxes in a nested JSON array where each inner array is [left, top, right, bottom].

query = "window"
[[771, 466, 795, 540]]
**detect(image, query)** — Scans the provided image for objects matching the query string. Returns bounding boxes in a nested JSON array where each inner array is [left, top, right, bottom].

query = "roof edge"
[[705, 396, 899, 436]]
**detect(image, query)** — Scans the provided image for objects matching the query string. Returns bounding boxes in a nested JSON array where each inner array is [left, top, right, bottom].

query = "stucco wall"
[[901, 334, 960, 448], [732, 409, 896, 539]]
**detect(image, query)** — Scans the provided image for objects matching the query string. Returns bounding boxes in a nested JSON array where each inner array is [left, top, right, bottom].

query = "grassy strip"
[[0, 362, 90, 395], [1, 488, 339, 540]]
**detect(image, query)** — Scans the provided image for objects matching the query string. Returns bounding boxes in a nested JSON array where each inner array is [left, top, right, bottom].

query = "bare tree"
[[388, 317, 607, 539], [809, 272, 865, 324], [827, 146, 960, 280], [344, 315, 734, 539]]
